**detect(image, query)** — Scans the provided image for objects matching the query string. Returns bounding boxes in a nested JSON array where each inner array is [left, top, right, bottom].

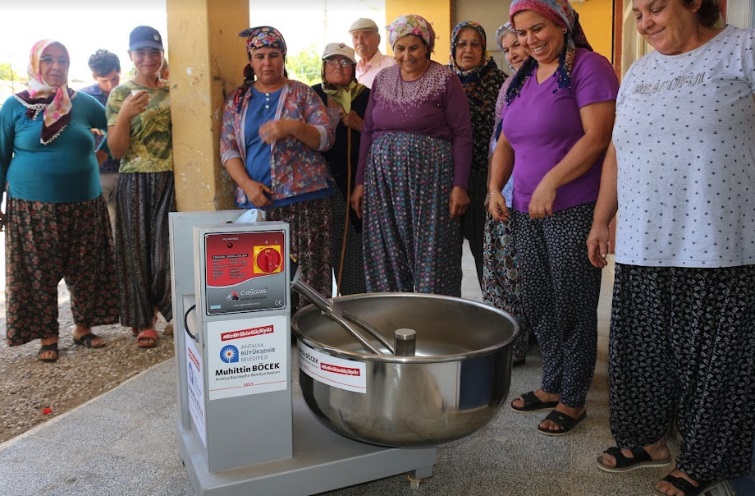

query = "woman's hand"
[[121, 91, 149, 119], [487, 190, 509, 222], [528, 175, 557, 219], [351, 185, 365, 219], [259, 120, 292, 145], [586, 223, 610, 268], [241, 180, 274, 208], [340, 110, 363, 132], [449, 186, 470, 219]]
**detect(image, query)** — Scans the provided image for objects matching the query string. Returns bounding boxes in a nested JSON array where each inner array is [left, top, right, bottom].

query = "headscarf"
[[505, 0, 592, 105], [495, 22, 520, 72], [386, 14, 435, 54], [449, 21, 500, 109], [450, 21, 494, 75], [13, 40, 74, 145], [240, 25, 287, 58], [235, 26, 288, 110], [323, 80, 365, 115]]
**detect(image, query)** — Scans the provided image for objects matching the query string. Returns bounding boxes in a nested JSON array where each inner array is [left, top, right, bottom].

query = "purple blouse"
[[501, 49, 618, 212], [356, 62, 473, 188]]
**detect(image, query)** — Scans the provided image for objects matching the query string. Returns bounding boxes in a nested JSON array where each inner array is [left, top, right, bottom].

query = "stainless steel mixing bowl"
[[291, 293, 520, 447]]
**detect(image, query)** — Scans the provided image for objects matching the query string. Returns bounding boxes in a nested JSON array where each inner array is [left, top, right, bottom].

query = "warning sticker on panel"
[[298, 342, 366, 394]]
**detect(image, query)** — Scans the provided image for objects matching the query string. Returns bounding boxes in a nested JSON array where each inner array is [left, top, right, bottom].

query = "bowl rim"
[[292, 292, 521, 364]]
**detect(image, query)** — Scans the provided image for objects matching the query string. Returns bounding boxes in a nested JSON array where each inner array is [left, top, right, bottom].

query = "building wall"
[[570, 0, 614, 62]]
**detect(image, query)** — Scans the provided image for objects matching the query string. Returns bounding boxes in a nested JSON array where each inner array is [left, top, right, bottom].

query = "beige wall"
[[454, 0, 513, 74], [572, 0, 614, 62], [166, 0, 247, 211]]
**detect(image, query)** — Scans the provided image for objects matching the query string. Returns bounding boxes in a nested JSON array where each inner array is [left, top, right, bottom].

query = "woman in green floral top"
[[106, 25, 174, 349]]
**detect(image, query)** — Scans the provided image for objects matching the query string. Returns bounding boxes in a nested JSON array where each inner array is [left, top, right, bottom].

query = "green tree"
[[286, 44, 321, 86], [0, 62, 19, 81]]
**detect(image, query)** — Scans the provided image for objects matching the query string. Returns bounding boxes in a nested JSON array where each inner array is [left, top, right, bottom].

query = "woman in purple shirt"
[[488, 0, 618, 435], [351, 14, 473, 296]]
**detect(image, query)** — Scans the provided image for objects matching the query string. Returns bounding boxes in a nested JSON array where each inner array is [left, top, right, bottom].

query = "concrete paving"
[[1, 244, 753, 496]]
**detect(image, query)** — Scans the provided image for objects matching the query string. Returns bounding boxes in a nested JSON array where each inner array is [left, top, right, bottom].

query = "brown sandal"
[[136, 329, 159, 348]]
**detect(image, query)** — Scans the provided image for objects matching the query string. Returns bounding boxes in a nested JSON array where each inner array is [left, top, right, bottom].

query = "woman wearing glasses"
[[312, 43, 369, 295]]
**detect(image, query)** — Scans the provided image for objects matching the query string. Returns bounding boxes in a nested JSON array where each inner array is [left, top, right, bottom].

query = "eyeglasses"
[[325, 59, 352, 68], [40, 56, 70, 66], [456, 41, 482, 50]]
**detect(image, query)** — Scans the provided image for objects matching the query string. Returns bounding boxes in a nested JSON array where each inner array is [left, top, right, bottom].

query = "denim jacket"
[[220, 79, 334, 203]]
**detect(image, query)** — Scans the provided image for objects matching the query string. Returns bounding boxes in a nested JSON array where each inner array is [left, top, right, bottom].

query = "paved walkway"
[[1, 245, 753, 496]]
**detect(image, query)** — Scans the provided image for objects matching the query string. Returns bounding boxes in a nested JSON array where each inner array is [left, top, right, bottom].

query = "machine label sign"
[[298, 343, 367, 394], [207, 315, 288, 400]]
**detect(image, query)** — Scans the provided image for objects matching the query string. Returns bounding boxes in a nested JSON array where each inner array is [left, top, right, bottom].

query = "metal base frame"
[[177, 397, 438, 496]]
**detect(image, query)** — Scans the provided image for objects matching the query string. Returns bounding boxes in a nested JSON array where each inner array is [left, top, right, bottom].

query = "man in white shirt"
[[348, 17, 396, 88]]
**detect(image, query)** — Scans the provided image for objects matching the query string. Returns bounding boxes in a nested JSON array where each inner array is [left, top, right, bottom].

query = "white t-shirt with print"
[[613, 25, 755, 268]]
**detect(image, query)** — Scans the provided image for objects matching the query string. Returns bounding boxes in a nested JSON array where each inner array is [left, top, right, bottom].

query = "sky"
[[0, 2, 169, 86], [0, 0, 385, 87]]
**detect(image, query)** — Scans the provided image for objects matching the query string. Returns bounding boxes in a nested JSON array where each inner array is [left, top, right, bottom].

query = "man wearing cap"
[[348, 17, 395, 89]]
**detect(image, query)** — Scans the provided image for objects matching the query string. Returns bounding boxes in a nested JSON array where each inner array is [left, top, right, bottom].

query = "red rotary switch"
[[256, 247, 282, 273]]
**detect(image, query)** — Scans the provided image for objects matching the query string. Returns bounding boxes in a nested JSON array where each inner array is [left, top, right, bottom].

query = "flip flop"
[[596, 446, 671, 473], [653, 474, 712, 496], [537, 409, 587, 436], [510, 391, 559, 412], [136, 329, 159, 349], [38, 343, 59, 363], [73, 333, 105, 349]]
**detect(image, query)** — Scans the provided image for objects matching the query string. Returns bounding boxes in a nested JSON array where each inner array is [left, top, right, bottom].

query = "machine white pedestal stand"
[[169, 212, 437, 496]]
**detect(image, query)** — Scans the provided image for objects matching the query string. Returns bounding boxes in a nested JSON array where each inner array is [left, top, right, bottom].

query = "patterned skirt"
[[266, 197, 332, 312], [5, 196, 119, 345], [609, 263, 755, 481], [114, 172, 175, 329], [330, 193, 365, 296], [362, 132, 462, 296], [482, 213, 530, 362]]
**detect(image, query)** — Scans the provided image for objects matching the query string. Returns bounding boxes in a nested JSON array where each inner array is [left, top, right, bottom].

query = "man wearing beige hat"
[[348, 17, 395, 88]]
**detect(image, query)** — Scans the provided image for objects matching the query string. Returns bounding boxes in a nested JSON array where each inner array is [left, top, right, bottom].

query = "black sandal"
[[510, 391, 559, 412], [596, 446, 671, 473], [38, 343, 59, 363], [653, 474, 712, 496], [73, 333, 105, 349], [537, 409, 587, 436]]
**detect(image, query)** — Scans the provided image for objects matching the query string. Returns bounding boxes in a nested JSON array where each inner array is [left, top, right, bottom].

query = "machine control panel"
[[203, 230, 287, 315]]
